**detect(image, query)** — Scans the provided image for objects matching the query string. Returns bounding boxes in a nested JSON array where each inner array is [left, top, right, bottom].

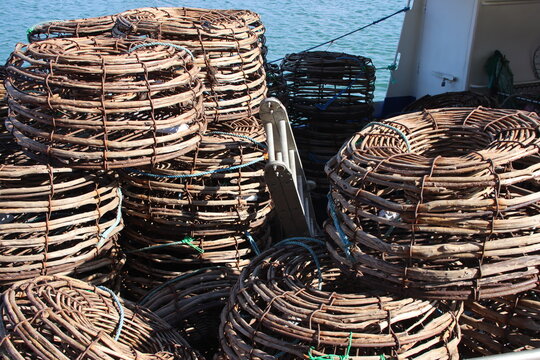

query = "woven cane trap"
[[6, 37, 204, 169], [121, 225, 270, 301], [281, 51, 375, 128], [27, 15, 118, 42], [325, 107, 540, 300], [460, 288, 540, 356], [114, 7, 267, 122], [0, 276, 202, 359], [282, 51, 375, 213], [119, 117, 272, 299], [0, 120, 124, 289], [219, 240, 462, 359], [140, 267, 239, 358], [403, 91, 498, 113]]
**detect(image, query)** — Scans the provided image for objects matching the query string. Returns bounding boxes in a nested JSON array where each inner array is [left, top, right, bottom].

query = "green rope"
[[128, 236, 204, 254], [307, 333, 353, 360], [359, 122, 411, 152]]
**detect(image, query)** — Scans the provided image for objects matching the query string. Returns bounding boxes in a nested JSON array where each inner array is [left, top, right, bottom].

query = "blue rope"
[[97, 188, 123, 248], [361, 122, 411, 152], [316, 56, 367, 111], [274, 339, 301, 358], [126, 156, 264, 179], [327, 193, 352, 259], [307, 152, 328, 165], [128, 42, 195, 60], [277, 240, 323, 290], [245, 231, 261, 256], [268, 6, 411, 64], [97, 286, 124, 341], [280, 237, 325, 245], [127, 236, 204, 254], [207, 131, 267, 149]]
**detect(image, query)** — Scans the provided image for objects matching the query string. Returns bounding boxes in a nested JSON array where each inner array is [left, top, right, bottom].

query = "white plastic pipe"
[[264, 122, 275, 162], [278, 119, 289, 169], [289, 149, 297, 186]]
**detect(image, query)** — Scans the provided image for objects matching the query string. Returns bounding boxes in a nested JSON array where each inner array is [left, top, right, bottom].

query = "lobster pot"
[[325, 107, 540, 300], [403, 91, 498, 113], [114, 7, 267, 123], [219, 241, 462, 360], [140, 267, 239, 358], [460, 288, 540, 356], [121, 226, 269, 300], [26, 14, 118, 42], [119, 117, 273, 299], [282, 51, 375, 212], [0, 276, 202, 360], [6, 37, 204, 169], [0, 122, 124, 290], [282, 51, 375, 126]]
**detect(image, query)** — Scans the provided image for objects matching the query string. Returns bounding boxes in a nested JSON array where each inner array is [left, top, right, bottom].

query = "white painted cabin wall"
[[387, 0, 479, 98], [412, 0, 478, 97], [468, 0, 540, 87]]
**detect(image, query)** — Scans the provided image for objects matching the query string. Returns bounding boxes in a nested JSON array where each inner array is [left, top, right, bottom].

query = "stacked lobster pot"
[[6, 37, 204, 169], [0, 124, 124, 290], [459, 288, 540, 356], [21, 7, 273, 299], [282, 51, 375, 221], [1, 72, 124, 291], [0, 275, 203, 359], [325, 107, 540, 356], [26, 14, 118, 42], [113, 7, 268, 123], [219, 240, 463, 359], [1, 36, 204, 292], [119, 117, 272, 300], [140, 266, 239, 358]]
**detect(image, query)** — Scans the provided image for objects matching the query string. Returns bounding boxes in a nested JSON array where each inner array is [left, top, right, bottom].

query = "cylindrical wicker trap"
[[26, 15, 118, 42], [140, 266, 239, 358], [282, 51, 376, 127], [282, 51, 376, 219], [460, 288, 540, 356], [219, 240, 462, 359], [119, 117, 272, 299], [0, 275, 202, 359], [0, 119, 124, 290], [114, 7, 267, 123], [325, 107, 540, 300], [6, 37, 204, 169]]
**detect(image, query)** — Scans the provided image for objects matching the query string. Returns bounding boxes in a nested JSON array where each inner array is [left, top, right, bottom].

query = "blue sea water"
[[0, 0, 407, 100]]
